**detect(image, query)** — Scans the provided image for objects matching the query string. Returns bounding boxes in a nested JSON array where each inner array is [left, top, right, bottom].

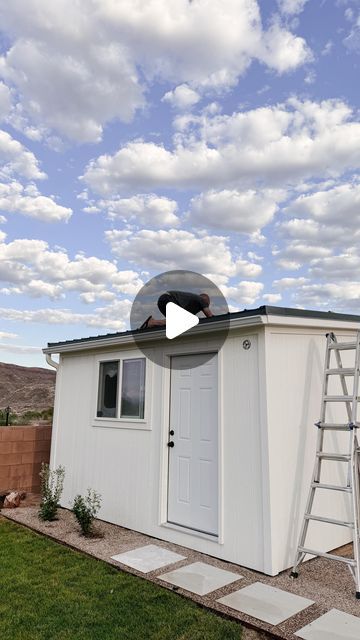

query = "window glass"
[[120, 358, 146, 419], [97, 361, 119, 418]]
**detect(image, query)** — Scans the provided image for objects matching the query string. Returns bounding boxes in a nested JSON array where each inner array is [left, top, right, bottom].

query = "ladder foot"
[[290, 571, 299, 579], [356, 592, 360, 599]]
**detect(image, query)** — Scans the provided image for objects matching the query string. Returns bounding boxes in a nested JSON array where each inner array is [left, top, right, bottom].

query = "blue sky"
[[0, 0, 360, 367]]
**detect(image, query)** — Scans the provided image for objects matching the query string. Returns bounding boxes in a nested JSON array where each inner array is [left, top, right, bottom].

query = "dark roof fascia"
[[44, 305, 360, 353]]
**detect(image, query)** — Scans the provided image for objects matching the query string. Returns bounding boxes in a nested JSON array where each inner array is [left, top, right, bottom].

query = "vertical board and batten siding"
[[52, 350, 154, 531], [220, 332, 267, 572], [265, 327, 356, 575], [50, 330, 267, 571]]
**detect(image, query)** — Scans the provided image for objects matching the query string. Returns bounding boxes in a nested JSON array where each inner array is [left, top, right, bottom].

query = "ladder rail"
[[350, 333, 360, 593], [331, 333, 352, 423]]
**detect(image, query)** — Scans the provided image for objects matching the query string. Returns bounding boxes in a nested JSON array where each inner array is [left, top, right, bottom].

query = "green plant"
[[38, 463, 65, 521], [0, 409, 15, 426], [72, 489, 102, 536], [41, 407, 54, 421]]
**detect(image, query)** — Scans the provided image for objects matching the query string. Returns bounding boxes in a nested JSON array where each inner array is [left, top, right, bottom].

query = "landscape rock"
[[3, 491, 24, 508]]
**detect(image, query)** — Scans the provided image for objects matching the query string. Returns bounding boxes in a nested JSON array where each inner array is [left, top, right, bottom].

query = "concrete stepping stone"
[[158, 561, 242, 595], [111, 544, 186, 573], [217, 581, 314, 625], [295, 608, 360, 640]]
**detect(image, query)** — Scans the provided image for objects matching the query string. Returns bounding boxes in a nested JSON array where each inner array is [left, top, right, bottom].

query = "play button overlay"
[[130, 269, 230, 369], [166, 302, 199, 339]]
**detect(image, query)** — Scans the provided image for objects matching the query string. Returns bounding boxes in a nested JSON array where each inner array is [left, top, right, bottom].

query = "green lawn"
[[0, 518, 242, 640]]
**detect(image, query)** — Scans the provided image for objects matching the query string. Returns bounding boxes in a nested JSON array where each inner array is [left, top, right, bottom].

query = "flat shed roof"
[[43, 305, 360, 354]]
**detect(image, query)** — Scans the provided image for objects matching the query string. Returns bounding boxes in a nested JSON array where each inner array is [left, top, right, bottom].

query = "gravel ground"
[[2, 503, 359, 640]]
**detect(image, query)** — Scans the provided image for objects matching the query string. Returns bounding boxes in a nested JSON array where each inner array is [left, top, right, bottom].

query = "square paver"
[[295, 608, 360, 640], [158, 561, 242, 595], [217, 582, 314, 625], [111, 544, 186, 573]]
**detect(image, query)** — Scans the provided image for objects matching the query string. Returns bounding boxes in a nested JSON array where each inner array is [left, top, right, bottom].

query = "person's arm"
[[202, 306, 213, 318]]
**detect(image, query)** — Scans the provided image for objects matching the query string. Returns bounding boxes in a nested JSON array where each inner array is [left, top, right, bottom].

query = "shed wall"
[[50, 330, 268, 571], [265, 327, 356, 574]]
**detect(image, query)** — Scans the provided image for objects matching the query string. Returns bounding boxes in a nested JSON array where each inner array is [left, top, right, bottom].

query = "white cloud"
[[271, 248, 360, 311], [0, 235, 143, 300], [304, 69, 316, 84], [82, 205, 101, 214], [0, 342, 41, 353], [321, 41, 333, 56], [263, 293, 282, 303], [310, 252, 360, 281], [221, 281, 264, 306], [100, 194, 179, 226], [0, 0, 310, 142], [105, 228, 262, 281], [189, 188, 284, 233], [0, 129, 46, 180], [0, 181, 72, 222], [83, 99, 360, 195], [343, 11, 360, 53], [0, 300, 131, 331], [277, 180, 360, 251], [285, 181, 360, 226], [259, 21, 311, 73], [79, 291, 115, 304], [0, 81, 11, 120], [273, 276, 309, 289], [162, 84, 200, 110], [0, 330, 18, 339], [275, 242, 332, 270], [0, 3, 144, 142], [289, 282, 360, 311], [277, 0, 309, 15], [345, 7, 354, 23]]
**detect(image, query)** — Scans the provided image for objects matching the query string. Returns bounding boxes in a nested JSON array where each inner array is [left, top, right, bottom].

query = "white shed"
[[44, 305, 360, 576]]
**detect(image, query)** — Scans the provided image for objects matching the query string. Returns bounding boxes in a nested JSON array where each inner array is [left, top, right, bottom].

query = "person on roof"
[[140, 290, 213, 329]]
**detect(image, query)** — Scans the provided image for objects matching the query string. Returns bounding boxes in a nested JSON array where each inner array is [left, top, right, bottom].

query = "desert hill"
[[0, 362, 56, 415]]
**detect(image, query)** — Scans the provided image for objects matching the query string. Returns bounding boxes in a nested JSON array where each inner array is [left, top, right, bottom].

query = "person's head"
[[200, 293, 210, 307]]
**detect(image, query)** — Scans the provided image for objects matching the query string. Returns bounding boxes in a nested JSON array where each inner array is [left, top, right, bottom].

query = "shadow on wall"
[[285, 338, 322, 565]]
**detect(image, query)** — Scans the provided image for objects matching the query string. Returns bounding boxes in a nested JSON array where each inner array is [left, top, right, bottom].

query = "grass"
[[0, 518, 242, 640]]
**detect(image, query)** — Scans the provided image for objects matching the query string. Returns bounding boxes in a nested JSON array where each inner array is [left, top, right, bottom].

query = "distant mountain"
[[0, 362, 56, 414]]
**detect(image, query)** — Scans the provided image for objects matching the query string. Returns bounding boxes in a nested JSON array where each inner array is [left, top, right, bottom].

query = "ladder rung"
[[316, 452, 351, 461], [312, 482, 352, 493], [304, 513, 354, 528], [317, 422, 355, 430], [324, 395, 357, 402], [325, 368, 356, 376], [328, 342, 357, 350], [298, 547, 356, 566]]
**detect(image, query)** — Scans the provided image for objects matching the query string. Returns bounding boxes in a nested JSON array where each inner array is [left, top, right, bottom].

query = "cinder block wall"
[[0, 425, 52, 493]]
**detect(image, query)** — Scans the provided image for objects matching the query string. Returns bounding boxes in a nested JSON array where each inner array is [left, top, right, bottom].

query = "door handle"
[[169, 430, 174, 436], [167, 441, 174, 447]]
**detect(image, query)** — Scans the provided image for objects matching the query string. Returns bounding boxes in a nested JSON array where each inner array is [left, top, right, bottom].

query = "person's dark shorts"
[[157, 293, 173, 316]]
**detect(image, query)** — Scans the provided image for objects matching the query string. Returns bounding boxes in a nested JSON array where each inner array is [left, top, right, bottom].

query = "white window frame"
[[92, 351, 151, 430]]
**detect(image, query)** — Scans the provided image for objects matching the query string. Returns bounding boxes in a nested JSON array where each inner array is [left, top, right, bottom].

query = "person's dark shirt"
[[167, 290, 208, 315]]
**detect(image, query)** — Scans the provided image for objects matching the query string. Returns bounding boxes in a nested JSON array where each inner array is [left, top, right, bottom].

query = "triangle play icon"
[[166, 302, 199, 339]]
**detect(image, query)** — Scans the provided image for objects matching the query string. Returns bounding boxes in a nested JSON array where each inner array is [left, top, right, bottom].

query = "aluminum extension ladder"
[[291, 331, 360, 598]]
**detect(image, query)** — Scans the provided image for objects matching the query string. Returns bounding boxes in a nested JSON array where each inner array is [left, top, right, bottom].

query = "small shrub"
[[72, 489, 101, 536], [38, 463, 65, 521]]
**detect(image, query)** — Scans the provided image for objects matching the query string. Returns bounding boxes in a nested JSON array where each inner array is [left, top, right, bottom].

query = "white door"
[[167, 352, 218, 535]]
